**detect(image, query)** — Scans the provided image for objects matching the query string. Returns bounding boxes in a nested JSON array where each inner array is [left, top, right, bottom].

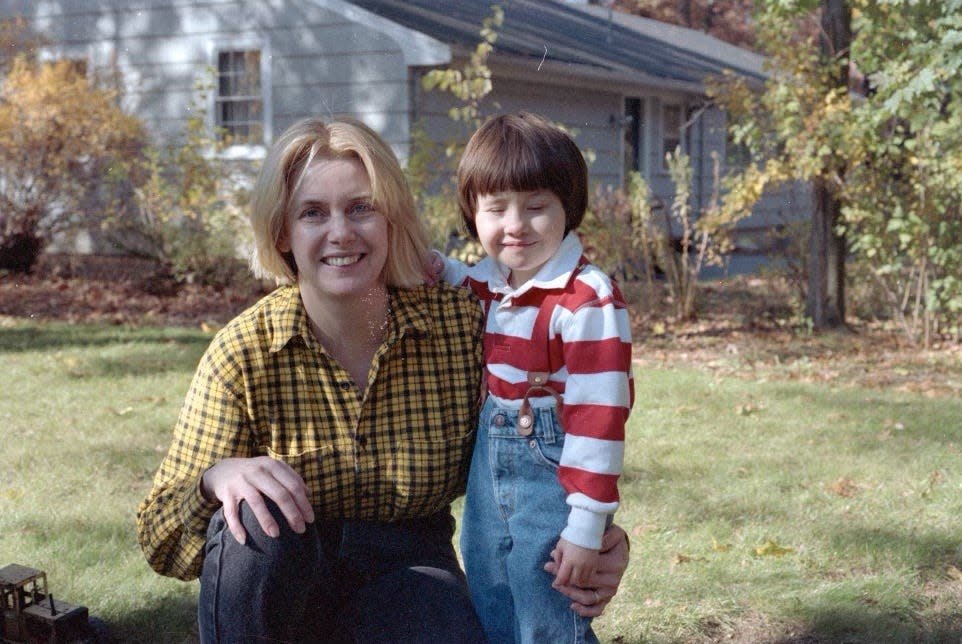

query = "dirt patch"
[[0, 272, 266, 328], [627, 276, 962, 398]]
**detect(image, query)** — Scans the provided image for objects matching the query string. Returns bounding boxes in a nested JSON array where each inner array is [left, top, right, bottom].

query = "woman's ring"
[[592, 590, 601, 605]]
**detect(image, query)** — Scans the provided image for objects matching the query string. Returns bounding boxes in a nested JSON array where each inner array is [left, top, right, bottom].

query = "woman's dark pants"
[[198, 500, 486, 643]]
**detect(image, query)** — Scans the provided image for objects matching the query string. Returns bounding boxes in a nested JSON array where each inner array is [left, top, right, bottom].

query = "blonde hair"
[[250, 117, 429, 287]]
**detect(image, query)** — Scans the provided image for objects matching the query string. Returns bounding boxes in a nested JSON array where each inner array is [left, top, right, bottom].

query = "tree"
[[710, 0, 962, 342], [842, 0, 962, 342], [807, 0, 850, 328], [611, 0, 757, 49], [0, 55, 145, 272]]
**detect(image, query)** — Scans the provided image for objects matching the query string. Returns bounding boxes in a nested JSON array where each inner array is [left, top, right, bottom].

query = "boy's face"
[[474, 189, 567, 288]]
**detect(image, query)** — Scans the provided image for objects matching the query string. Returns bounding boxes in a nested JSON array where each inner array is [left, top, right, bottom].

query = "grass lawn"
[[2, 318, 961, 643]]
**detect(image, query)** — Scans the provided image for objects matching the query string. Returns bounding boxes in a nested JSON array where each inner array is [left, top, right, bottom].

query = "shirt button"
[[493, 414, 506, 427], [339, 381, 352, 390], [357, 435, 367, 447]]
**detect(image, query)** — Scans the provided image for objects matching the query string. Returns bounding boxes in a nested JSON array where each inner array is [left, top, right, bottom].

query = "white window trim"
[[205, 34, 272, 160]]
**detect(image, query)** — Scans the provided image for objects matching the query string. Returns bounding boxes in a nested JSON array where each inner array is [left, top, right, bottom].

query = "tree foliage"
[[584, 153, 720, 321], [710, 0, 962, 343], [611, 0, 757, 49], [410, 5, 503, 260], [0, 53, 145, 271], [104, 81, 255, 288]]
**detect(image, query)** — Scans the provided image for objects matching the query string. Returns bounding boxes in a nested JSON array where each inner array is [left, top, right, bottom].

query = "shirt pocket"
[[384, 426, 477, 518]]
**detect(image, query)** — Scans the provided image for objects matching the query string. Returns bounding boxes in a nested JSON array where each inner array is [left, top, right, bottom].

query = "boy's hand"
[[423, 250, 445, 285], [546, 525, 630, 617], [550, 537, 600, 589]]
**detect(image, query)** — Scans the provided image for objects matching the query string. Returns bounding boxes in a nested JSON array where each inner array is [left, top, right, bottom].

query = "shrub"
[[0, 56, 146, 273]]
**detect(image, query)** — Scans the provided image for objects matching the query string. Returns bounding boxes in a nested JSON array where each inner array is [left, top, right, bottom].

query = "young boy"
[[437, 112, 634, 643]]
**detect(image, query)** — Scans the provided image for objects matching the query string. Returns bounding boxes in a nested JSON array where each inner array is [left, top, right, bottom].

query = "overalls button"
[[517, 413, 534, 436]]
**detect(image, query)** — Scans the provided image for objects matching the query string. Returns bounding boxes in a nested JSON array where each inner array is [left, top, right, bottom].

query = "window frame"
[[206, 36, 272, 159]]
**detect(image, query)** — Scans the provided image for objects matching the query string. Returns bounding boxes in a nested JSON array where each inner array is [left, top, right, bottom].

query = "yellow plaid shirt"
[[136, 283, 483, 581]]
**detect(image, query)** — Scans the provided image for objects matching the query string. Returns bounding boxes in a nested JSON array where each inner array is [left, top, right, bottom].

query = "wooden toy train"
[[1, 564, 99, 643]]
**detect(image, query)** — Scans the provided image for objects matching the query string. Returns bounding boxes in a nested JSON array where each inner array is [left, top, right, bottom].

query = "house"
[[2, 0, 806, 264]]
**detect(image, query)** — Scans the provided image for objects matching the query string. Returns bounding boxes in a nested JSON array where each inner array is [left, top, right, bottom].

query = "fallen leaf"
[[921, 470, 944, 497], [711, 536, 731, 552], [754, 539, 794, 557], [828, 477, 861, 498], [736, 402, 763, 416], [671, 552, 705, 568], [947, 565, 962, 581]]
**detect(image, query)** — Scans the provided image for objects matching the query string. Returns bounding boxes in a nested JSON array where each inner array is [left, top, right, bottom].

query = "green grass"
[[2, 319, 961, 643]]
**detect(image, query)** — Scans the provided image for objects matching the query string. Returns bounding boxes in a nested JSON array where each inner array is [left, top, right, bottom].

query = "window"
[[725, 130, 752, 172], [622, 97, 644, 181], [661, 104, 683, 168], [215, 49, 263, 144]]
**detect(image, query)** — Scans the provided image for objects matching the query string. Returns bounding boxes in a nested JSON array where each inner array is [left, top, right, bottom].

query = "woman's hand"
[[544, 524, 630, 617], [201, 456, 314, 545]]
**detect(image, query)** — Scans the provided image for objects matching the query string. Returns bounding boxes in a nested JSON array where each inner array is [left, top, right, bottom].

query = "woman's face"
[[280, 156, 389, 302]]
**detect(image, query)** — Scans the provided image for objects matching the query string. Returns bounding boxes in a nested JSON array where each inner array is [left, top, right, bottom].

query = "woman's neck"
[[301, 285, 391, 390]]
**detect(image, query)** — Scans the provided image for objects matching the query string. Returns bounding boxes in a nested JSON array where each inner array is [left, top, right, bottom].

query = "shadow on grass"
[[774, 604, 962, 644], [83, 343, 208, 378], [105, 594, 199, 644], [0, 322, 211, 354]]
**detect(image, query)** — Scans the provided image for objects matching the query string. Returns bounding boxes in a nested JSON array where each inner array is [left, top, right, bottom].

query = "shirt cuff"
[[560, 506, 608, 550], [181, 478, 220, 537]]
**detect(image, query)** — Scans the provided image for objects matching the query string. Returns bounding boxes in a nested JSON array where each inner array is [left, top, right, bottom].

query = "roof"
[[345, 0, 765, 89]]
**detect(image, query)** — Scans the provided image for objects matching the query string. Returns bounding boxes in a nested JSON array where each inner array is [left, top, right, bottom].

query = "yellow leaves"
[[754, 539, 795, 558], [668, 535, 794, 572]]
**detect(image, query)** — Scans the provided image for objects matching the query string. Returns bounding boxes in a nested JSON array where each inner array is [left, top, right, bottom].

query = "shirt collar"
[[267, 285, 432, 354], [485, 232, 585, 298]]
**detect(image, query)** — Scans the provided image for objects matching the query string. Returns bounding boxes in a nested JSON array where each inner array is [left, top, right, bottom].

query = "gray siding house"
[[3, 0, 806, 259]]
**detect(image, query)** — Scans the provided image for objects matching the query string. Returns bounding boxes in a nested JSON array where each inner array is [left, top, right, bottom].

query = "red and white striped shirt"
[[442, 233, 634, 549]]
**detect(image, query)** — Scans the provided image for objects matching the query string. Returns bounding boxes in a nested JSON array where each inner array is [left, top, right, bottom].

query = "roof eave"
[[477, 50, 708, 95], [308, 0, 451, 66]]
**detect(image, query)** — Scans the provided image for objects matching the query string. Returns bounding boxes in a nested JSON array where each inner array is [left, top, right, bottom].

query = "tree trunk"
[[807, 178, 846, 327], [806, 0, 851, 329]]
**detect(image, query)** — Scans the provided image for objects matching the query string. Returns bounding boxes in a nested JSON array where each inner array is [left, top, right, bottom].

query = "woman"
[[136, 117, 628, 642]]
